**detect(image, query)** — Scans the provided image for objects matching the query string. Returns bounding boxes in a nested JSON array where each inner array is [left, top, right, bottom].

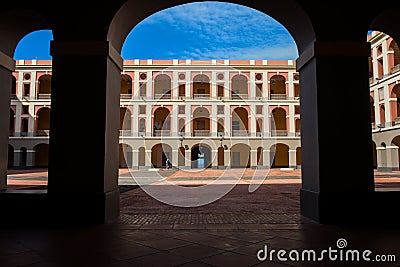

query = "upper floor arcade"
[[10, 59, 300, 103]]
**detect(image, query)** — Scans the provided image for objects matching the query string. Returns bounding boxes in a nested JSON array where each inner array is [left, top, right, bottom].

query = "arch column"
[[250, 149, 258, 169], [145, 149, 152, 168], [224, 149, 231, 169], [26, 150, 35, 167], [131, 149, 139, 169], [376, 146, 386, 171], [184, 150, 192, 169], [288, 149, 297, 169], [262, 149, 271, 169], [385, 146, 399, 171], [297, 41, 375, 223], [172, 149, 179, 169], [0, 52, 15, 190], [211, 149, 218, 169], [13, 150, 21, 168], [48, 40, 122, 224]]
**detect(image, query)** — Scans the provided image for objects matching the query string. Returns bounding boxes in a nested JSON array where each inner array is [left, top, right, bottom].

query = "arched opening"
[[139, 118, 146, 133], [20, 147, 27, 167], [391, 136, 400, 169], [154, 74, 171, 99], [391, 85, 400, 118], [217, 118, 224, 136], [34, 144, 49, 167], [231, 144, 250, 168], [21, 118, 29, 136], [138, 147, 145, 167], [120, 74, 133, 96], [11, 76, 16, 96], [191, 144, 211, 168], [119, 107, 132, 135], [256, 118, 263, 136], [232, 107, 248, 136], [36, 107, 50, 135], [294, 83, 300, 98], [270, 143, 289, 168], [231, 74, 248, 99], [296, 147, 302, 167], [257, 147, 263, 165], [192, 107, 210, 136], [193, 74, 210, 99], [295, 119, 301, 136], [372, 142, 377, 169], [389, 39, 400, 72], [272, 107, 287, 136], [153, 107, 170, 136], [218, 147, 224, 167], [8, 145, 14, 168], [178, 118, 185, 133], [119, 143, 132, 168], [270, 75, 286, 98], [9, 108, 15, 135], [151, 144, 172, 168], [370, 96, 376, 123], [379, 105, 386, 125], [37, 74, 51, 99]]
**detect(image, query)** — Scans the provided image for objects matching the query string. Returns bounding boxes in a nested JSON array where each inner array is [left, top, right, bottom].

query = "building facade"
[[369, 31, 400, 171], [8, 59, 302, 169], [9, 31, 400, 171]]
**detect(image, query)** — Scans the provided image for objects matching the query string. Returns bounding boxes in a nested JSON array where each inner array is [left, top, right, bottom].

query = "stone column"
[[288, 149, 297, 169], [0, 51, 14, 190], [48, 40, 122, 223], [185, 150, 192, 169], [224, 149, 231, 169], [250, 149, 258, 169], [132, 149, 139, 170], [26, 149, 35, 167], [145, 149, 152, 168], [297, 41, 375, 223], [263, 149, 271, 169], [211, 149, 218, 169], [376, 146, 387, 171], [172, 149, 179, 169], [386, 146, 399, 171], [13, 150, 21, 168]]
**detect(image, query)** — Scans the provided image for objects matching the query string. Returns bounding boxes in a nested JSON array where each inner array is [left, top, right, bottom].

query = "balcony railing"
[[34, 130, 50, 136], [38, 94, 51, 99], [154, 94, 171, 100], [231, 94, 248, 100], [232, 130, 249, 137], [192, 130, 210, 137], [295, 131, 301, 137], [392, 64, 400, 74], [120, 94, 132, 99], [270, 94, 287, 100], [193, 94, 210, 99], [153, 130, 171, 137], [271, 130, 288, 136], [119, 130, 132, 136], [10, 94, 17, 100]]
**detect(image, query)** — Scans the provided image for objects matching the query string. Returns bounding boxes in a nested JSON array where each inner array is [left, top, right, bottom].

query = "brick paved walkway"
[[2, 168, 400, 266]]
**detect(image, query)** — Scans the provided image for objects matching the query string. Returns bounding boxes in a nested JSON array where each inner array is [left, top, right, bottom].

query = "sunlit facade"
[[369, 31, 400, 171], [8, 59, 302, 169]]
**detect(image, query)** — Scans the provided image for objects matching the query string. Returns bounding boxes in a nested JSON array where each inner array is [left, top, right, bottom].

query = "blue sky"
[[14, 2, 299, 60]]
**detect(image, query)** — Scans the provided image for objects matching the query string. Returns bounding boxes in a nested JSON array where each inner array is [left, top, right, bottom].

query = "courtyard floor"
[[1, 168, 400, 266]]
